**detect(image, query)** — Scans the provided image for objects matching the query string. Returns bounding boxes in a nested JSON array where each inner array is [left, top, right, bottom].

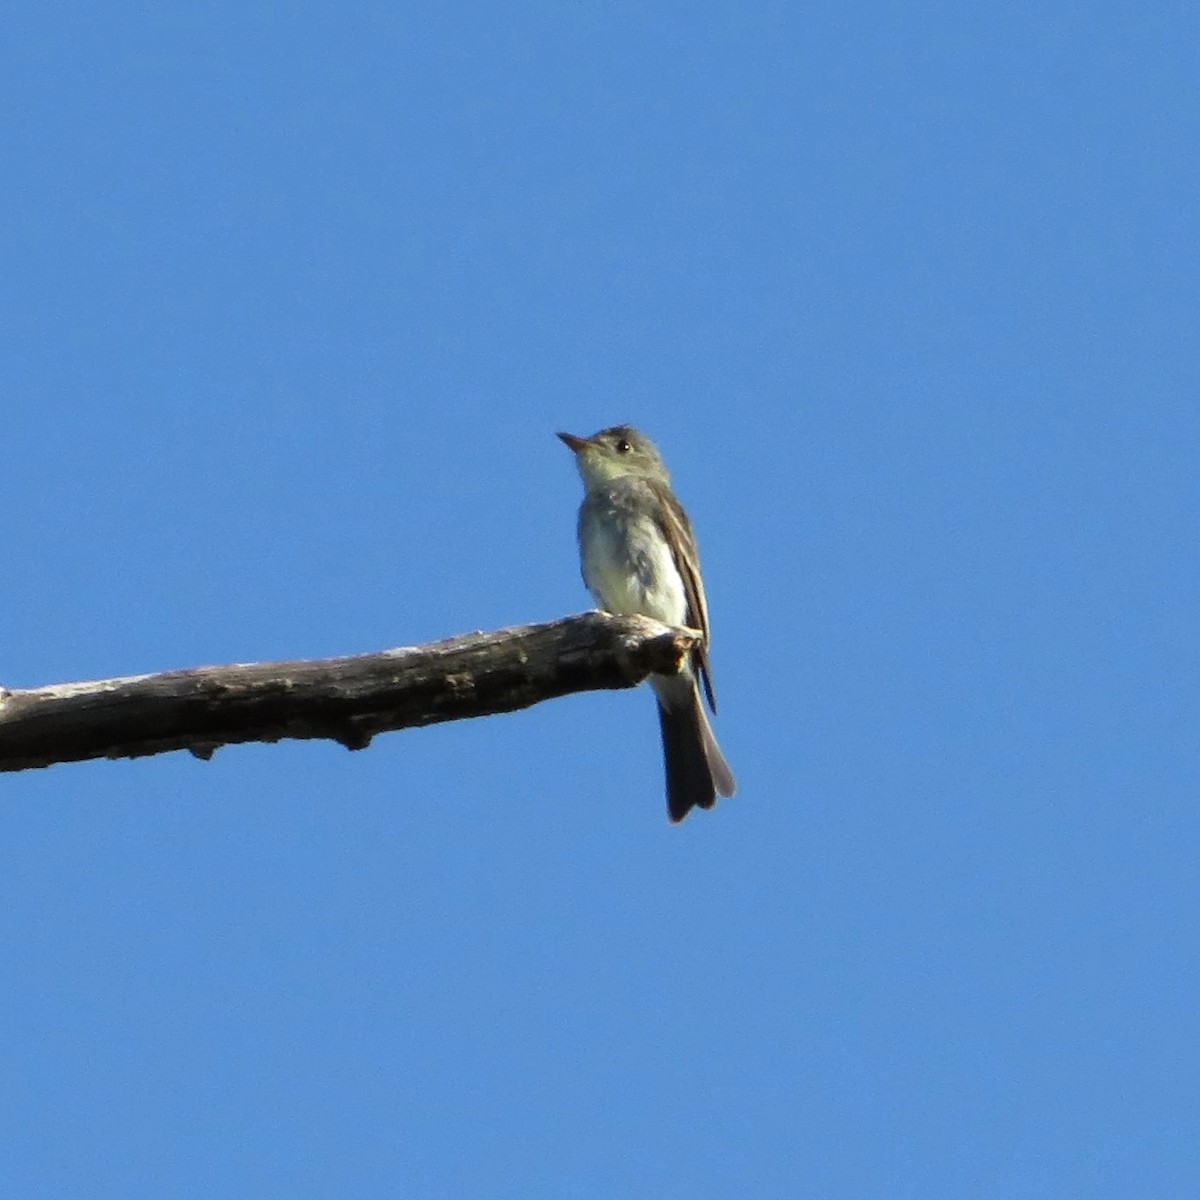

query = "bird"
[[558, 425, 735, 821]]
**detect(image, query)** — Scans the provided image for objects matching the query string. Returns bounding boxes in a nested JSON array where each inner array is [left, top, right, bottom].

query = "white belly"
[[582, 518, 688, 627]]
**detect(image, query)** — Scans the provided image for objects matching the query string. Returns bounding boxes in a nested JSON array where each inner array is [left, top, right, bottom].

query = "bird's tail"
[[655, 679, 736, 823]]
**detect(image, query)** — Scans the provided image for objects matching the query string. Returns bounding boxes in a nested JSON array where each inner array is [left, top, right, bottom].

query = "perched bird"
[[558, 425, 735, 822]]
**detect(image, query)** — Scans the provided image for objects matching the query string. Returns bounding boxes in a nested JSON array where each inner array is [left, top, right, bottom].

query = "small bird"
[[558, 425, 735, 822]]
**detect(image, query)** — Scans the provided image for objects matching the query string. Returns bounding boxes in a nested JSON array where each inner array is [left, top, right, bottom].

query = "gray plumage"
[[559, 425, 735, 821]]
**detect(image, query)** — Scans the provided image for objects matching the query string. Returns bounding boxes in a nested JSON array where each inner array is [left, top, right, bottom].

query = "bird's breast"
[[579, 505, 688, 627]]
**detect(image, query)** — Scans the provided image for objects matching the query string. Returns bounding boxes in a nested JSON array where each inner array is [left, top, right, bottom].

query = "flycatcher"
[[558, 425, 736, 822]]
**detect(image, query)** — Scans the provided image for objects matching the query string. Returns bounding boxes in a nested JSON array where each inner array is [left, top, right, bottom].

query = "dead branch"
[[0, 612, 698, 774]]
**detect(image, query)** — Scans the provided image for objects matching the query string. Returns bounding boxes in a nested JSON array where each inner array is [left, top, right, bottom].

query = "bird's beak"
[[557, 432, 589, 453]]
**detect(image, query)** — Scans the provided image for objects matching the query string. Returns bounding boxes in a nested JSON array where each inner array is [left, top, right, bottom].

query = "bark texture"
[[0, 612, 698, 773]]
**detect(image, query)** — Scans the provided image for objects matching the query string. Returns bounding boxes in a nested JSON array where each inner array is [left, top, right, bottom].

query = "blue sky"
[[2, 3, 1196, 1196]]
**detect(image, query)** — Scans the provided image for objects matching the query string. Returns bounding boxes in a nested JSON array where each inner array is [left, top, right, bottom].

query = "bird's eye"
[[616, 439, 631, 453]]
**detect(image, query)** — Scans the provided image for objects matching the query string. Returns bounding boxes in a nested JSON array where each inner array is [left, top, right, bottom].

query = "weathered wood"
[[0, 612, 699, 774]]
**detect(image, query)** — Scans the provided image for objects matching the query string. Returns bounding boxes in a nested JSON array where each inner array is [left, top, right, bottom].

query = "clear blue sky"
[[3, 4, 1196, 1196]]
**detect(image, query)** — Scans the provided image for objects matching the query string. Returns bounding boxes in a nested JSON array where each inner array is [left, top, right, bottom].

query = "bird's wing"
[[652, 481, 718, 714]]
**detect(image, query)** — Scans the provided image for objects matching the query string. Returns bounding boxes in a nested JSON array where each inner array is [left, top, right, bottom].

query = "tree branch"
[[0, 612, 698, 774]]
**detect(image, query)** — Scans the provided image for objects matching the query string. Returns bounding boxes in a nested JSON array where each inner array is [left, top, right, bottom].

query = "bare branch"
[[0, 612, 698, 774]]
